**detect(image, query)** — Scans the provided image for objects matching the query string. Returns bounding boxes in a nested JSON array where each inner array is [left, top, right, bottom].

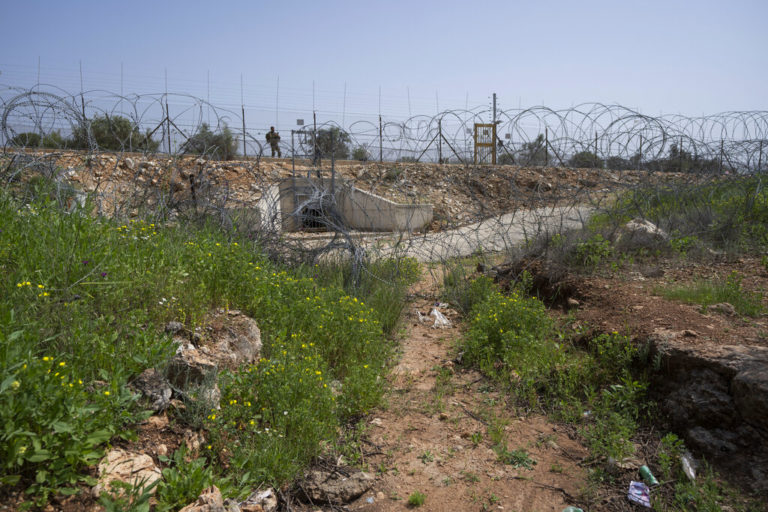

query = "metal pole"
[[313, 111, 318, 165], [759, 140, 764, 172], [379, 115, 383, 163], [438, 118, 443, 164], [679, 136, 683, 172], [241, 105, 247, 159], [639, 134, 643, 170], [492, 93, 497, 125], [342, 82, 347, 128], [492, 123, 497, 165], [545, 127, 549, 167], [594, 131, 598, 168], [291, 130, 295, 175], [275, 75, 279, 129], [241, 75, 246, 159], [166, 100, 172, 155], [330, 129, 335, 197], [492, 94, 497, 165], [719, 139, 724, 173]]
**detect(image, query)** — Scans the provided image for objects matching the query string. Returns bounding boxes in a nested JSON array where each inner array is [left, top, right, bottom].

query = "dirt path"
[[346, 277, 590, 512]]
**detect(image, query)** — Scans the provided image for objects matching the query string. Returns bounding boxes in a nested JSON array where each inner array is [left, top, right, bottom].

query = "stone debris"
[[92, 449, 162, 498], [616, 218, 668, 250], [167, 340, 218, 389], [28, 150, 691, 233], [240, 488, 278, 512], [200, 310, 262, 369], [710, 302, 737, 316], [179, 486, 227, 512], [130, 368, 172, 412], [300, 468, 374, 504]]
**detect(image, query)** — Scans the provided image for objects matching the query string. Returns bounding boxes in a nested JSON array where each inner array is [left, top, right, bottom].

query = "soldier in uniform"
[[266, 126, 281, 157]]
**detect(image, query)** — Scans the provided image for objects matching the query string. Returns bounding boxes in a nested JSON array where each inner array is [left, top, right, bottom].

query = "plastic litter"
[[416, 311, 429, 323], [639, 465, 659, 486], [366, 497, 374, 504], [430, 308, 452, 328], [681, 451, 696, 481], [562, 507, 584, 512], [627, 481, 651, 508]]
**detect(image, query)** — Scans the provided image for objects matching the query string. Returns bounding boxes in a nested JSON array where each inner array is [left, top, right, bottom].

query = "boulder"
[[130, 368, 172, 412], [616, 218, 668, 250], [92, 449, 161, 497], [167, 341, 218, 389], [198, 310, 262, 369], [732, 363, 768, 430], [179, 486, 229, 512], [300, 468, 374, 504], [652, 336, 768, 493], [240, 488, 278, 512]]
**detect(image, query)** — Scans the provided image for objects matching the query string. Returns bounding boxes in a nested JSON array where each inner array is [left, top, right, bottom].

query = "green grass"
[[454, 272, 759, 510], [594, 174, 768, 252], [459, 285, 645, 459], [655, 272, 764, 317], [0, 184, 411, 506], [407, 490, 426, 507]]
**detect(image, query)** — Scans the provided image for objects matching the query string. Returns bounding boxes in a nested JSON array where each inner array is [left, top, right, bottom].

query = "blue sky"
[[1, 0, 766, 125]]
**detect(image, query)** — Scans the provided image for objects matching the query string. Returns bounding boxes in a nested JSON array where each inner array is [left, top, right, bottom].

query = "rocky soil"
[[12, 150, 689, 230]]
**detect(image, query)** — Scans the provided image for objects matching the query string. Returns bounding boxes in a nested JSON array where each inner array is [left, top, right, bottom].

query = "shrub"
[[352, 146, 369, 161], [314, 127, 350, 160], [443, 270, 495, 315], [155, 446, 214, 511], [10, 132, 41, 147], [461, 288, 555, 393], [0, 183, 395, 502], [70, 115, 159, 152], [0, 350, 139, 503], [569, 150, 602, 169], [408, 491, 426, 507], [573, 234, 613, 267], [604, 175, 768, 251], [181, 123, 238, 160], [11, 131, 69, 149]]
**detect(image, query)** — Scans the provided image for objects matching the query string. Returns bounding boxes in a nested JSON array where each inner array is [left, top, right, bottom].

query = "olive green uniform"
[[266, 129, 281, 157]]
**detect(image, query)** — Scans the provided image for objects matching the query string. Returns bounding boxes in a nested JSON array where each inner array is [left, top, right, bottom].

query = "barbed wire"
[[2, 84, 766, 169], [1, 83, 766, 296]]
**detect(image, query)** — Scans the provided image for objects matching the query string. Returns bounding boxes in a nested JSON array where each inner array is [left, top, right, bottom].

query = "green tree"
[[352, 146, 369, 161], [41, 131, 67, 149], [181, 123, 238, 160], [518, 134, 547, 165], [71, 115, 159, 152], [569, 150, 603, 169], [605, 153, 642, 170], [645, 144, 720, 173], [10, 132, 41, 147], [315, 127, 350, 160]]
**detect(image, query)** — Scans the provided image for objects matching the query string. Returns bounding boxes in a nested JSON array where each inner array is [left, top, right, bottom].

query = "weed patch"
[[654, 272, 764, 317], [0, 189, 401, 504]]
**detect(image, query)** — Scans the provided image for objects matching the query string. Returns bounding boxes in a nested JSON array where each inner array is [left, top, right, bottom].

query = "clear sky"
[[1, 0, 766, 124]]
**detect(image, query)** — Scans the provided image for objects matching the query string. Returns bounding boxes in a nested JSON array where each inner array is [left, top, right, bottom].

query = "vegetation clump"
[[0, 175, 412, 505]]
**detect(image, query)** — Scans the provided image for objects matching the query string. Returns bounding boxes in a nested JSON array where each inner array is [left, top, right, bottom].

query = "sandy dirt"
[[334, 274, 590, 512]]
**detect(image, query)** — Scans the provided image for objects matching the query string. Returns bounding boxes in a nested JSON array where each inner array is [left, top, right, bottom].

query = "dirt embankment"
[[11, 150, 690, 229], [494, 255, 768, 496]]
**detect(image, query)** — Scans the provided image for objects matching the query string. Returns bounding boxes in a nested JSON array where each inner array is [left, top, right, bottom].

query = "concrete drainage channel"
[[257, 176, 433, 234], [256, 176, 593, 263]]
